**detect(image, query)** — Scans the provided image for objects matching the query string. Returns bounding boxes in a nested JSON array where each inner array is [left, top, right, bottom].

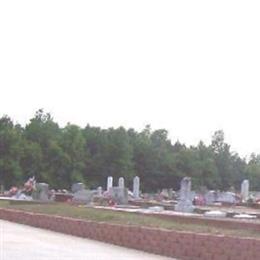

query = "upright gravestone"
[[118, 177, 125, 188], [175, 177, 194, 213], [72, 189, 93, 204], [110, 187, 128, 205], [33, 183, 49, 201], [71, 183, 85, 193], [97, 186, 103, 196], [107, 176, 113, 191], [205, 190, 217, 205], [241, 179, 249, 202], [133, 176, 140, 199]]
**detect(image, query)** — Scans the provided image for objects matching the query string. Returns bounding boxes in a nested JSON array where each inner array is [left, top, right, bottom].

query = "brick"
[[2, 208, 260, 260]]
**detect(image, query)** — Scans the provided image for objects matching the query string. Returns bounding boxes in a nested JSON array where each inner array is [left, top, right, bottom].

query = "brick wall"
[[0, 208, 259, 260]]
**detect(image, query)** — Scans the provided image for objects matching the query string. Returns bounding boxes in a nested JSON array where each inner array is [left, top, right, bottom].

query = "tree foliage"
[[0, 110, 259, 191]]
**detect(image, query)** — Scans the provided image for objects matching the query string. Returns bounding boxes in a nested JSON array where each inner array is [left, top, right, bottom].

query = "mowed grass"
[[0, 200, 260, 239]]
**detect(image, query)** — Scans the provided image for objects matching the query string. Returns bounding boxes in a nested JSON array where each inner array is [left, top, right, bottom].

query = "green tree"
[[211, 130, 233, 190], [0, 110, 253, 193], [60, 124, 86, 186], [0, 116, 23, 188], [245, 154, 260, 190]]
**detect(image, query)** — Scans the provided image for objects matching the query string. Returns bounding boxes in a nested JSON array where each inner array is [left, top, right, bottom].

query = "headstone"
[[97, 186, 102, 196], [72, 189, 93, 204], [241, 179, 249, 202], [107, 176, 113, 191], [133, 176, 140, 199], [205, 191, 218, 205], [118, 177, 125, 188], [109, 187, 128, 204], [33, 183, 49, 201], [175, 177, 194, 213], [217, 192, 236, 204], [161, 189, 170, 199], [71, 183, 85, 193]]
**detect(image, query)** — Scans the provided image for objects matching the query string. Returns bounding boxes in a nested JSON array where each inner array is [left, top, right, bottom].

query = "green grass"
[[0, 200, 260, 239]]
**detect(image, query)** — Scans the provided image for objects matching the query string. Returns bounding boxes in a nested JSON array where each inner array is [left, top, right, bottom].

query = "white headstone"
[[118, 177, 125, 188], [107, 176, 113, 191], [241, 179, 249, 202], [133, 176, 140, 199]]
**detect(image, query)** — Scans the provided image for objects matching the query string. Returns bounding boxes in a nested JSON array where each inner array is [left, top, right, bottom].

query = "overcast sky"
[[0, 1, 260, 158]]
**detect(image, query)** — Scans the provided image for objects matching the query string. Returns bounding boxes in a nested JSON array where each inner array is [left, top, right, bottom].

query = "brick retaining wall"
[[0, 208, 259, 260]]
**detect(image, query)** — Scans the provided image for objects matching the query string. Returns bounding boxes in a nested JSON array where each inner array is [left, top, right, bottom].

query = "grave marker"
[[175, 177, 194, 213], [241, 180, 249, 202], [118, 177, 125, 188], [133, 176, 140, 199], [107, 176, 113, 191]]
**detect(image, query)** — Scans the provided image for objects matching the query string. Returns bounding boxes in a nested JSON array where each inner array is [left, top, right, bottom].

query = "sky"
[[0, 1, 260, 158]]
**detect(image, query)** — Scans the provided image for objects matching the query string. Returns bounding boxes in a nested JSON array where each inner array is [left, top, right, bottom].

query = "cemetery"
[[1, 175, 260, 259]]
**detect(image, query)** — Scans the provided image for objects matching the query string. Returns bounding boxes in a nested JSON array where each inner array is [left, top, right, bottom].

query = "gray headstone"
[[133, 176, 140, 199], [217, 192, 236, 204], [71, 183, 85, 193], [107, 176, 113, 191], [72, 189, 93, 204], [97, 186, 102, 196], [241, 179, 249, 202], [109, 187, 128, 205], [175, 177, 194, 213], [205, 191, 217, 205], [33, 183, 49, 201], [118, 177, 125, 188]]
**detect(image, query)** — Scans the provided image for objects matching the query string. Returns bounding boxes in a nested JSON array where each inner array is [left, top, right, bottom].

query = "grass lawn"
[[0, 200, 259, 239]]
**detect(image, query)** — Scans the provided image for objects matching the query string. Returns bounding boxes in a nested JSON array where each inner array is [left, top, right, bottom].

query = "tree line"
[[0, 109, 260, 191]]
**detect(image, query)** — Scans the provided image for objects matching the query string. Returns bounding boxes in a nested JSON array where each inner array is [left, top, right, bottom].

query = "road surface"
[[0, 220, 173, 260]]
